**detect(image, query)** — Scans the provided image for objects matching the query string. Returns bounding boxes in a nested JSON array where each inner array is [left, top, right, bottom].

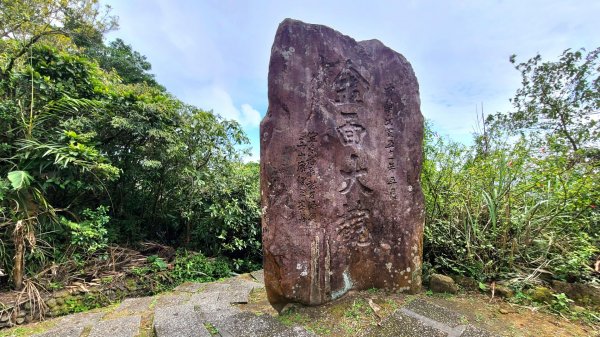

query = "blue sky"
[[102, 0, 600, 161]]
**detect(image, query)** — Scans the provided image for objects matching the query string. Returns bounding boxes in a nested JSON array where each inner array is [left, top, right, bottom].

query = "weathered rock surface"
[[492, 284, 513, 299], [429, 274, 458, 294], [551, 280, 600, 308], [451, 275, 479, 291], [261, 18, 424, 311]]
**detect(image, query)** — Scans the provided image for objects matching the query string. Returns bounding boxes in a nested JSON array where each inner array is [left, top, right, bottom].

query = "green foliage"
[[423, 125, 599, 282], [60, 206, 109, 255], [550, 293, 574, 313], [423, 48, 600, 287], [84, 38, 162, 88], [492, 47, 600, 154], [7, 171, 33, 190], [191, 162, 261, 271], [0, 1, 258, 290], [169, 251, 232, 284], [147, 255, 168, 271]]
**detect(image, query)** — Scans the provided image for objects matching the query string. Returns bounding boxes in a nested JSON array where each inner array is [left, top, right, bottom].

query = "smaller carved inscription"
[[384, 84, 398, 200], [297, 132, 319, 222], [335, 206, 372, 247]]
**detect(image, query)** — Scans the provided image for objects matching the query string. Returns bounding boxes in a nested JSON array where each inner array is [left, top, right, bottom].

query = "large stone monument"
[[261, 19, 424, 311]]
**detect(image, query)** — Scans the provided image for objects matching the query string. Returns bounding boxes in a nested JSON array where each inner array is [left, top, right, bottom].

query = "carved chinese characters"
[[296, 132, 318, 223], [261, 19, 425, 311]]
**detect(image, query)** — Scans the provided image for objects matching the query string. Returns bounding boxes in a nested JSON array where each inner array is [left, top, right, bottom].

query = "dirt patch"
[[427, 292, 598, 337]]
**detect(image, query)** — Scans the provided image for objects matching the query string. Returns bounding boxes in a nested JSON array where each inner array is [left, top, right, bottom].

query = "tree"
[[0, 47, 120, 289], [1, 1, 259, 290], [490, 47, 600, 154], [84, 38, 162, 88], [0, 0, 117, 84]]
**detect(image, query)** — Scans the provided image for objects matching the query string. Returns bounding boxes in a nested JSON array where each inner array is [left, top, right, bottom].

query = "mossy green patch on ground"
[[241, 289, 405, 337], [0, 320, 58, 337], [137, 311, 155, 337], [203, 322, 220, 335], [0, 305, 116, 337]]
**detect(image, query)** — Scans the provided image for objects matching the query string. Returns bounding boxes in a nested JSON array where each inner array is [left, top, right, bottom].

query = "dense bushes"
[[0, 0, 261, 290], [422, 47, 600, 286], [422, 128, 599, 283]]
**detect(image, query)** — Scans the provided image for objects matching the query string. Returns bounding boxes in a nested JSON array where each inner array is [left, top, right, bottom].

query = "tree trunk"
[[12, 221, 25, 290], [184, 221, 191, 247]]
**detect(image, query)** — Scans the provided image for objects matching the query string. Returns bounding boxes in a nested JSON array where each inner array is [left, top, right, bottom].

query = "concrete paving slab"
[[58, 311, 106, 327], [362, 310, 448, 337], [154, 304, 210, 337], [201, 282, 231, 292], [404, 298, 467, 328], [364, 299, 500, 337], [88, 315, 141, 337], [208, 311, 298, 337], [228, 277, 264, 290], [250, 270, 264, 284], [189, 291, 223, 311], [224, 289, 252, 304], [273, 325, 318, 337], [173, 282, 205, 293], [196, 300, 241, 324], [33, 311, 106, 337], [155, 293, 190, 307], [113, 297, 153, 314], [32, 325, 84, 337], [461, 324, 500, 337]]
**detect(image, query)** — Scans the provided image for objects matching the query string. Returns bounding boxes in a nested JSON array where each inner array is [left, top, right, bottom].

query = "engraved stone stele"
[[260, 18, 425, 312]]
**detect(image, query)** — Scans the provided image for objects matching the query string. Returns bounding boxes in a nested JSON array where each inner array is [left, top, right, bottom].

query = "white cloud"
[[244, 150, 260, 163], [104, 0, 600, 149], [240, 104, 261, 127], [183, 86, 262, 128]]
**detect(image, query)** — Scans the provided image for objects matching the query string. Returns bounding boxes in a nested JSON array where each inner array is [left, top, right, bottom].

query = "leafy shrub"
[[422, 123, 599, 284], [191, 162, 261, 271], [60, 206, 110, 256], [169, 250, 232, 283], [147, 255, 168, 271]]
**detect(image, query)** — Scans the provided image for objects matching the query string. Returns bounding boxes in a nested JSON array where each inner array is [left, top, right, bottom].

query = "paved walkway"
[[15, 270, 498, 337]]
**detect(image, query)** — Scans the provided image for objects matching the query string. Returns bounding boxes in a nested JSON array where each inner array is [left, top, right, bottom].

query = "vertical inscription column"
[[384, 84, 398, 200], [296, 132, 318, 224]]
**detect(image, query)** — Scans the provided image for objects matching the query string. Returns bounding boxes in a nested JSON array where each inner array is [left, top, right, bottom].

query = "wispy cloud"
[[183, 85, 261, 128]]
